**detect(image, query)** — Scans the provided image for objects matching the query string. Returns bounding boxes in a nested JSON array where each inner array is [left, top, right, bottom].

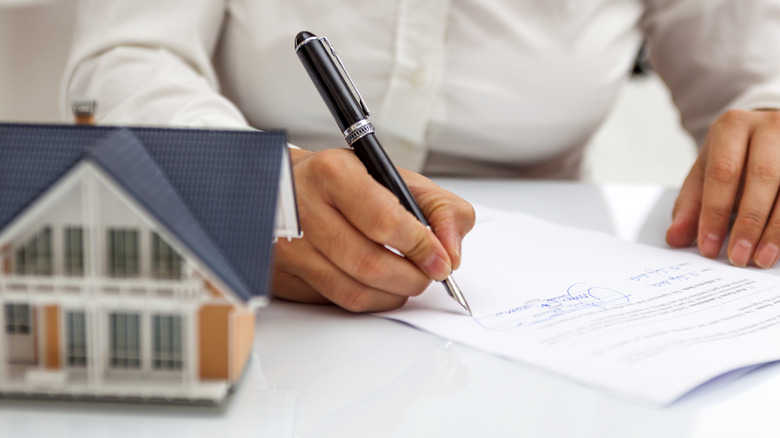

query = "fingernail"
[[729, 239, 752, 267], [701, 233, 721, 258], [755, 243, 779, 268], [422, 252, 450, 280]]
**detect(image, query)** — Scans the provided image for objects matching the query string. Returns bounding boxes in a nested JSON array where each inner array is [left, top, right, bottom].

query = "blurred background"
[[0, 0, 697, 187]]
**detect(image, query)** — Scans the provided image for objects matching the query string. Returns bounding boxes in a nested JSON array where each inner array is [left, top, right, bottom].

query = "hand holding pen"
[[273, 147, 474, 312], [294, 31, 474, 314]]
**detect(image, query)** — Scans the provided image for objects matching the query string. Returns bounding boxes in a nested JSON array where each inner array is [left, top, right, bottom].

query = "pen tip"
[[443, 275, 472, 316], [462, 300, 473, 316]]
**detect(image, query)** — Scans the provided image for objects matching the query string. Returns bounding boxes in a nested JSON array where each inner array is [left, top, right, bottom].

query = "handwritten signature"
[[476, 283, 630, 330]]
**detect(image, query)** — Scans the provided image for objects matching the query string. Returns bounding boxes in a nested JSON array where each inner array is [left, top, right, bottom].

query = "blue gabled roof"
[[0, 123, 289, 302]]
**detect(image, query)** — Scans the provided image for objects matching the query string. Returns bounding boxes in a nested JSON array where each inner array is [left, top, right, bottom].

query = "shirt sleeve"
[[60, 0, 249, 128], [642, 0, 780, 147]]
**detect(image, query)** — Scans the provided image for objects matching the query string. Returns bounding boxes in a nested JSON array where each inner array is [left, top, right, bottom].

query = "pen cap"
[[295, 31, 365, 132]]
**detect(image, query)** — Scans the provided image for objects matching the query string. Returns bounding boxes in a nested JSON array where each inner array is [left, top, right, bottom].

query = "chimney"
[[72, 99, 96, 125]]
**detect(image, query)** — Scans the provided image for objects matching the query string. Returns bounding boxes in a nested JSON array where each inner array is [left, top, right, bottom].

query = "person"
[[62, 0, 780, 310]]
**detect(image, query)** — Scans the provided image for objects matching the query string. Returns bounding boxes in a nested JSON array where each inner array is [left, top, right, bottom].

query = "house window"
[[15, 227, 52, 275], [151, 232, 183, 279], [107, 229, 139, 277], [4, 304, 31, 335], [108, 312, 141, 369], [152, 314, 183, 370], [64, 227, 85, 276], [66, 311, 87, 367]]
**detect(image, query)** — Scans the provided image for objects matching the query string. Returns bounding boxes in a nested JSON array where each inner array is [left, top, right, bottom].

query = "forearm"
[[643, 0, 780, 146], [65, 46, 249, 128], [61, 0, 248, 128]]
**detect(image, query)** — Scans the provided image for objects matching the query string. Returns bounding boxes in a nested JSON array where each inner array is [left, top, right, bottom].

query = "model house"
[[0, 123, 299, 403]]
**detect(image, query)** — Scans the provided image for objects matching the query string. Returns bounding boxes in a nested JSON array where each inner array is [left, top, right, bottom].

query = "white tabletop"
[[2, 179, 780, 438]]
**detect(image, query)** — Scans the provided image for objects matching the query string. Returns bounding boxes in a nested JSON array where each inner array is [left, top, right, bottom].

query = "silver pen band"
[[343, 119, 375, 146]]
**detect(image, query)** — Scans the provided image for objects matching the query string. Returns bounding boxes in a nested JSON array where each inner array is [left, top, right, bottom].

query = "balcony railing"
[[0, 275, 206, 301]]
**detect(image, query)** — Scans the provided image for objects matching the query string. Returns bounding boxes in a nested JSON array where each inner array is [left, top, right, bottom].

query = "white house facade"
[[0, 161, 253, 402]]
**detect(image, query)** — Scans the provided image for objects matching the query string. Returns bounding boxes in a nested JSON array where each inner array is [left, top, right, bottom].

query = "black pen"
[[294, 31, 471, 315]]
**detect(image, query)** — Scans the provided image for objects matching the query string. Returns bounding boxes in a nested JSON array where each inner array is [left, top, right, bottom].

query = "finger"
[[310, 154, 452, 280], [727, 123, 780, 266], [754, 204, 780, 268], [697, 112, 750, 258], [273, 239, 412, 312], [431, 220, 465, 270], [271, 269, 330, 305], [401, 169, 476, 269], [666, 156, 705, 248], [425, 206, 474, 271], [303, 201, 433, 295]]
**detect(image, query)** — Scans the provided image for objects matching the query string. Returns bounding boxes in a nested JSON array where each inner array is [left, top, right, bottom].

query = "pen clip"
[[319, 37, 371, 117]]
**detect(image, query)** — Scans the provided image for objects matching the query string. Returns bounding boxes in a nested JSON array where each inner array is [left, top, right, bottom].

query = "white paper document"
[[378, 206, 780, 406]]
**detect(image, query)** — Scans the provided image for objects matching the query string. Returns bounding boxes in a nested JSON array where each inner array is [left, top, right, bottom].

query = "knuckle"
[[404, 229, 433, 259], [716, 109, 749, 128], [460, 201, 477, 231], [436, 194, 476, 223], [341, 286, 380, 313], [307, 150, 344, 182], [429, 198, 476, 235], [750, 161, 780, 184], [734, 209, 767, 231], [354, 252, 387, 284], [762, 110, 780, 125], [706, 158, 741, 184]]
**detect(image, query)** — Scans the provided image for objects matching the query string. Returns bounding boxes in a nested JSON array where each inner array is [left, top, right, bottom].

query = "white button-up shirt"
[[64, 0, 780, 177]]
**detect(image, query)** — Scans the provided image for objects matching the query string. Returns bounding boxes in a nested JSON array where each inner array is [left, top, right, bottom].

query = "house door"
[[5, 303, 37, 364]]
